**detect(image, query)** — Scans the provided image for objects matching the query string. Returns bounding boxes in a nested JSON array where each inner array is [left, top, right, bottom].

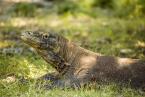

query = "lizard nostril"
[[27, 31, 32, 35]]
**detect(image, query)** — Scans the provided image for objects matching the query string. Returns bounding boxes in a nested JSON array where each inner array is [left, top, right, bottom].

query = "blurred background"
[[0, 0, 145, 96]]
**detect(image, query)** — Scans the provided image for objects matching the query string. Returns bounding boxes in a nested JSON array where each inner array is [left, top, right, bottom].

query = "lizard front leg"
[[43, 69, 93, 90], [43, 75, 81, 90]]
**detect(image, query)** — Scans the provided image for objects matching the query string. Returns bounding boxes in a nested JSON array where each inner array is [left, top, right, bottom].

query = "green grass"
[[0, 2, 145, 97], [0, 80, 144, 97]]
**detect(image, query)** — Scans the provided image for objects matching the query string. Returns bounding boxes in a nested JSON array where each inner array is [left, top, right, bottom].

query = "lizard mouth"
[[21, 32, 32, 43], [21, 32, 40, 48], [21, 32, 32, 41], [21, 34, 28, 42]]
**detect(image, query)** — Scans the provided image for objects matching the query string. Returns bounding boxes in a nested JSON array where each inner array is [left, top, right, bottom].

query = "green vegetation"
[[0, 0, 145, 97]]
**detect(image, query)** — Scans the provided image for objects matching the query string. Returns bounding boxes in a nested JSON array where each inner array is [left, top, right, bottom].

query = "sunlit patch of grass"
[[0, 17, 37, 28], [135, 41, 145, 48], [0, 52, 54, 97], [0, 41, 15, 48], [0, 53, 50, 79], [9, 17, 37, 28], [0, 54, 29, 78], [0, 79, 31, 97]]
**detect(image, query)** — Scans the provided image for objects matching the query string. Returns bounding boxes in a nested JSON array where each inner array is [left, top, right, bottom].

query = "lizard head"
[[21, 31, 69, 72], [21, 31, 60, 51]]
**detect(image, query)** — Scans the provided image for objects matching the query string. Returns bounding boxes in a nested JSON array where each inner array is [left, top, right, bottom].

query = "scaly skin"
[[21, 31, 145, 89]]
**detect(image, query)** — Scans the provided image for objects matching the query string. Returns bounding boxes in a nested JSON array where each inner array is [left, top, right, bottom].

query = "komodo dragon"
[[21, 31, 145, 89]]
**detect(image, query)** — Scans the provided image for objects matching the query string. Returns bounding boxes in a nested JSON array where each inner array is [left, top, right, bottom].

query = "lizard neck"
[[36, 48, 69, 74]]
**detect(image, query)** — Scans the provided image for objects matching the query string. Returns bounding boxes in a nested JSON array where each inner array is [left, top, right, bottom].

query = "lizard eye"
[[27, 31, 32, 35], [43, 34, 49, 39]]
